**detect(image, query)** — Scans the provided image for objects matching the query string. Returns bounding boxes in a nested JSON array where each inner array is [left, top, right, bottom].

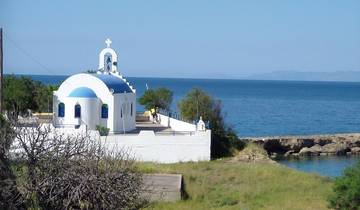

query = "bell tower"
[[98, 38, 119, 74]]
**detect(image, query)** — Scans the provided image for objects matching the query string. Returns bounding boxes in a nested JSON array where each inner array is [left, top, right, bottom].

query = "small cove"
[[277, 155, 360, 177]]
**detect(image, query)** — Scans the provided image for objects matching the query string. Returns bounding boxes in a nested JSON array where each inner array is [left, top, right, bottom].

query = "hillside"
[[248, 71, 360, 82]]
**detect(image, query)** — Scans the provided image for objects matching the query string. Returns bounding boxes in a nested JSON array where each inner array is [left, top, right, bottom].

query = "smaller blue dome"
[[69, 87, 97, 98]]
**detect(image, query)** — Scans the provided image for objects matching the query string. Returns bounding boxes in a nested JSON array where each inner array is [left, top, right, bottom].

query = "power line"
[[3, 32, 57, 75]]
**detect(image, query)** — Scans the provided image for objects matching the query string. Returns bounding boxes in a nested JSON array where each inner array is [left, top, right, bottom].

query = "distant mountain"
[[246, 71, 360, 82]]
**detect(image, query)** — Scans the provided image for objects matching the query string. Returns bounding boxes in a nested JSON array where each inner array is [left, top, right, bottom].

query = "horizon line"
[[5, 72, 360, 84]]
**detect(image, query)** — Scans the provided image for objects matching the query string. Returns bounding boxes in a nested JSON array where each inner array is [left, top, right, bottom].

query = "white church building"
[[53, 39, 136, 132], [51, 39, 211, 163]]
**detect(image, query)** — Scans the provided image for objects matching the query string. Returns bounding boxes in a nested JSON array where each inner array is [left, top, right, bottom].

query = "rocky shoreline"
[[240, 133, 360, 158]]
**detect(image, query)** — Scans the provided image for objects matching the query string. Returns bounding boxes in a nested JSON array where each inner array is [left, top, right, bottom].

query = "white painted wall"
[[113, 93, 136, 133], [53, 73, 136, 132], [18, 123, 211, 163], [98, 46, 118, 73], [53, 97, 100, 129], [155, 113, 196, 132], [101, 130, 211, 163]]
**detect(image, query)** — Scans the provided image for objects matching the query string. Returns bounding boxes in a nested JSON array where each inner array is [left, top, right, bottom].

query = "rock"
[[232, 144, 275, 163], [262, 138, 316, 154], [263, 139, 286, 154], [299, 145, 322, 156], [351, 147, 360, 154], [284, 150, 295, 157], [297, 138, 316, 148], [354, 141, 360, 147], [248, 133, 360, 157], [349, 140, 360, 148], [311, 144, 323, 152], [298, 147, 312, 156], [314, 138, 333, 146], [280, 138, 315, 152], [321, 143, 349, 155]]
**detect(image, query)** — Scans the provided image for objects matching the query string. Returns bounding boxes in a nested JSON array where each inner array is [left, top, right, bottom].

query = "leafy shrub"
[[139, 87, 173, 111], [4, 75, 57, 117], [96, 125, 110, 136], [178, 88, 246, 158], [328, 161, 360, 210]]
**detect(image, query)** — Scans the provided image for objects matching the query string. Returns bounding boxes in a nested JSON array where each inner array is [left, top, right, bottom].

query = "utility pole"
[[0, 28, 3, 114]]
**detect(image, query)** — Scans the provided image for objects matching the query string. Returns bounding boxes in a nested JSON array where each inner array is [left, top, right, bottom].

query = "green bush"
[[4, 75, 58, 117], [96, 125, 110, 136], [178, 88, 246, 158], [328, 161, 360, 210], [138, 87, 173, 111]]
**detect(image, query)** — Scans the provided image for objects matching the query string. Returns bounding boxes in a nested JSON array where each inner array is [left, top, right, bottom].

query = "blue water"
[[27, 74, 360, 137], [21, 74, 360, 177], [278, 156, 360, 177]]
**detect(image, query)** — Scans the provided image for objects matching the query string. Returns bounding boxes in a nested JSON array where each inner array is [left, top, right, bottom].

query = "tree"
[[178, 88, 245, 158], [328, 161, 360, 210], [4, 75, 38, 118], [34, 82, 56, 113], [139, 87, 173, 111], [0, 115, 25, 210], [177, 88, 213, 121], [4, 75, 57, 117]]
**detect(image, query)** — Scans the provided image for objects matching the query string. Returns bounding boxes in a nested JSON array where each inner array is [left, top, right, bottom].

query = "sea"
[[23, 74, 360, 177]]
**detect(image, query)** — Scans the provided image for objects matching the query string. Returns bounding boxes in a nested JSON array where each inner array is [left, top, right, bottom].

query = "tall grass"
[[139, 159, 332, 210]]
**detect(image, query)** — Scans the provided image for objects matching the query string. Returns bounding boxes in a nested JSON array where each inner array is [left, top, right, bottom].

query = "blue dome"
[[91, 74, 133, 93], [69, 87, 97, 98]]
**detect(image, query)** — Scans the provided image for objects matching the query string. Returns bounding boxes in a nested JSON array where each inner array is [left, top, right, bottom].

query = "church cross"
[[105, 38, 112, 48]]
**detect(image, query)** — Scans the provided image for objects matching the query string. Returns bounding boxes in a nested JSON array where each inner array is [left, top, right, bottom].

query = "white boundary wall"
[[152, 113, 196, 132], [101, 130, 211, 163], [22, 120, 211, 163]]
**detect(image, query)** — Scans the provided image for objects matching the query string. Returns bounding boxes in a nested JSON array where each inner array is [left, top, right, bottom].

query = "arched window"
[[101, 104, 108, 118], [120, 108, 123, 118], [74, 104, 81, 118], [104, 53, 112, 72], [58, 103, 65, 117], [130, 103, 133, 116]]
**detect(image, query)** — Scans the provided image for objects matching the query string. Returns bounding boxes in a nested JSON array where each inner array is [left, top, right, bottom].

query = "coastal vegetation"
[[3, 75, 57, 118], [138, 86, 245, 158], [178, 88, 245, 158], [139, 87, 173, 111], [139, 154, 333, 210], [328, 161, 360, 210]]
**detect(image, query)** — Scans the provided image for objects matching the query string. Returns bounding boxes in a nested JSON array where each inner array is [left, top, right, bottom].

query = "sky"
[[0, 0, 359, 79]]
